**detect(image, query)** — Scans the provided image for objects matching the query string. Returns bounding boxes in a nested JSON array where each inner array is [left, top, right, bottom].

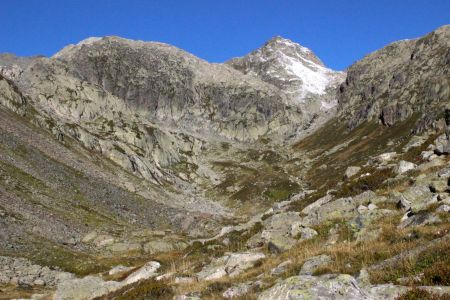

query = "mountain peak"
[[265, 35, 294, 45], [227, 37, 345, 108], [261, 36, 323, 66]]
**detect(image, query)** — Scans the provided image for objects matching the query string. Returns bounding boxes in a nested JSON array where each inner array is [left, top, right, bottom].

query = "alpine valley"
[[0, 25, 449, 300]]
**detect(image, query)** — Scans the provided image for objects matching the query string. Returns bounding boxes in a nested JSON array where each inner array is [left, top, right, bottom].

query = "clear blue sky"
[[1, 0, 449, 70]]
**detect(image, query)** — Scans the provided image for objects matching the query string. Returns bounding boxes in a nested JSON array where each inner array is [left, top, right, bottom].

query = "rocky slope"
[[37, 36, 305, 142], [338, 25, 450, 130], [0, 25, 449, 299]]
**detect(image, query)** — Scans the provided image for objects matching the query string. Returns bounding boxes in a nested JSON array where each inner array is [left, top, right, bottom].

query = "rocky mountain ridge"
[[338, 25, 450, 130]]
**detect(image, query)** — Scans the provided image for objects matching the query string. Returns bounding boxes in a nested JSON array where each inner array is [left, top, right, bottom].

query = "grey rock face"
[[338, 25, 450, 129], [41, 36, 305, 142], [0, 74, 27, 115], [258, 274, 370, 300], [54, 276, 122, 300], [0, 256, 74, 288], [54, 261, 160, 300], [0, 53, 40, 81]]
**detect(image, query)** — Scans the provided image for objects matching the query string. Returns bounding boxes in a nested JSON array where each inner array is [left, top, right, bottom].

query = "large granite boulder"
[[197, 252, 265, 281], [258, 274, 370, 300]]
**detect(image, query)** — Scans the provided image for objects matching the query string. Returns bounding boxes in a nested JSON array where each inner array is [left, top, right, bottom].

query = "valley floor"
[[1, 116, 449, 300]]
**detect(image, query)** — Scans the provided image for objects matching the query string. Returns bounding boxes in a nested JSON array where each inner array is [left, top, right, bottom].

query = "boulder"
[[263, 212, 302, 230], [399, 212, 441, 229], [395, 184, 435, 211], [421, 150, 435, 161], [368, 203, 377, 210], [267, 234, 297, 253], [108, 265, 134, 276], [429, 179, 449, 193], [54, 276, 122, 300], [434, 134, 450, 155], [345, 166, 361, 179], [303, 191, 379, 226], [197, 252, 265, 281], [302, 197, 357, 226], [290, 223, 318, 240], [366, 284, 408, 299], [223, 282, 254, 299], [271, 260, 293, 276], [375, 152, 397, 163], [395, 160, 416, 175], [367, 284, 450, 299], [93, 235, 115, 247], [301, 194, 333, 215], [438, 167, 450, 178], [299, 254, 332, 275], [437, 204, 450, 213], [122, 261, 160, 284], [247, 212, 302, 252], [353, 209, 395, 229], [258, 274, 370, 300]]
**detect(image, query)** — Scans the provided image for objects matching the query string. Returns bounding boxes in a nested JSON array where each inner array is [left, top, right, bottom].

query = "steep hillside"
[[338, 25, 450, 130]]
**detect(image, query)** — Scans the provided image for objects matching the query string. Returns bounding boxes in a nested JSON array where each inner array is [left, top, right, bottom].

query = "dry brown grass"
[[167, 212, 449, 298], [395, 288, 450, 300]]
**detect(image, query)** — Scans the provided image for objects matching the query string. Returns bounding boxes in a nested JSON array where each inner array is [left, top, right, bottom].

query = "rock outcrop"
[[338, 25, 450, 130]]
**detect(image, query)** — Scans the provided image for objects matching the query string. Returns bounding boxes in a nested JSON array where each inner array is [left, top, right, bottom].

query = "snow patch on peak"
[[284, 55, 332, 97], [227, 36, 346, 108]]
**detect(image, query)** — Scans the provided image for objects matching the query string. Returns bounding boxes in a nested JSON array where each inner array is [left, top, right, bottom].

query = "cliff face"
[[40, 36, 307, 142], [337, 25, 450, 130]]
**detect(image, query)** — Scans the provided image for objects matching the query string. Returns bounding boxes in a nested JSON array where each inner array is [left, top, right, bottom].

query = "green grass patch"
[[263, 179, 300, 202]]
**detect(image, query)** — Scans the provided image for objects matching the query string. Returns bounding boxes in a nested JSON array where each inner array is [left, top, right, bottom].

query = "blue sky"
[[1, 0, 449, 70]]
